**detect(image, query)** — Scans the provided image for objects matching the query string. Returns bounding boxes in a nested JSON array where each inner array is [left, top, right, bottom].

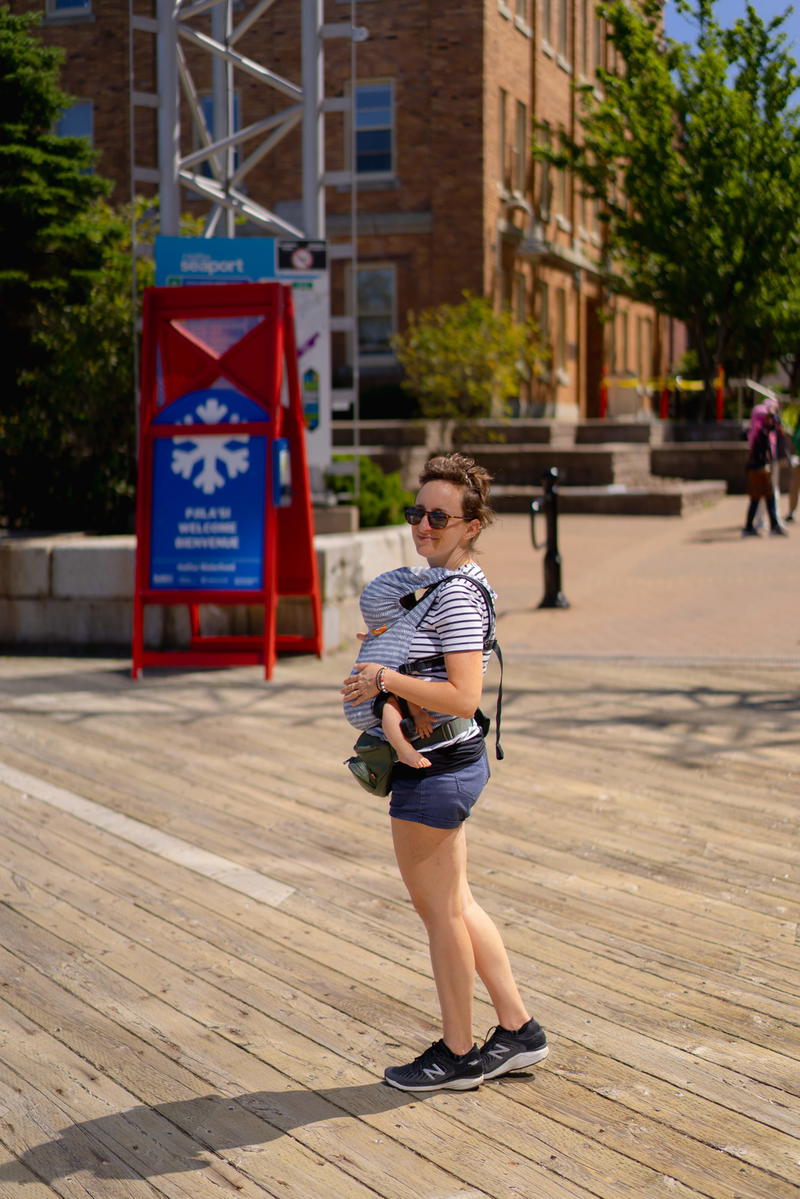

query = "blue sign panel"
[[155, 236, 275, 285], [149, 389, 268, 591]]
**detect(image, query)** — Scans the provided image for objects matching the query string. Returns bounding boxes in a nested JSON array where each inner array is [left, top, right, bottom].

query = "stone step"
[[455, 442, 653, 489], [333, 417, 749, 448], [651, 443, 750, 493], [491, 479, 728, 517]]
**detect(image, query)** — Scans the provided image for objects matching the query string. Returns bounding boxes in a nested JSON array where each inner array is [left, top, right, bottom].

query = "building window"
[[638, 315, 653, 383], [358, 265, 396, 358], [581, 0, 590, 74], [514, 273, 527, 324], [198, 92, 242, 175], [555, 287, 567, 369], [542, 0, 552, 46], [499, 88, 509, 189], [355, 82, 394, 176], [516, 0, 530, 23], [536, 282, 549, 340], [557, 0, 569, 59], [56, 100, 93, 145], [554, 128, 568, 215], [513, 101, 528, 193], [595, 13, 605, 73], [538, 121, 553, 218], [48, 0, 92, 13]]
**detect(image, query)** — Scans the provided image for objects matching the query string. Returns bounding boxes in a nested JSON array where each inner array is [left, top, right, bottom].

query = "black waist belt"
[[411, 716, 475, 749]]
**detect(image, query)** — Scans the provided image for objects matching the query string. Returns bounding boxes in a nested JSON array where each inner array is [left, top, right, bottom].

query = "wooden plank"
[[3, 714, 797, 991], [0, 653, 798, 1199], [1, 802, 798, 1194], [0, 920, 597, 1199]]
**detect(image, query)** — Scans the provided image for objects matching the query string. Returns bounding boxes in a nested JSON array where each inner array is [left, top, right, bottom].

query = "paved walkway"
[[0, 496, 797, 1198], [484, 495, 798, 662]]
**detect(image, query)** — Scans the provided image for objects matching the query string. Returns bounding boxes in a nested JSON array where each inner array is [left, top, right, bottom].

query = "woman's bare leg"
[[391, 818, 475, 1053], [392, 819, 529, 1050], [460, 880, 530, 1031]]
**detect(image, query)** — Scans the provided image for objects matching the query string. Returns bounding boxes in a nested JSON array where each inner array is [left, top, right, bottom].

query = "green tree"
[[0, 7, 111, 369], [392, 293, 549, 421], [0, 5, 125, 527], [541, 0, 800, 410], [9, 201, 157, 531]]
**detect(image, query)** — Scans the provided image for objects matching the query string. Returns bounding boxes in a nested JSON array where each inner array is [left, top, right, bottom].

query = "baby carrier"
[[344, 567, 504, 794]]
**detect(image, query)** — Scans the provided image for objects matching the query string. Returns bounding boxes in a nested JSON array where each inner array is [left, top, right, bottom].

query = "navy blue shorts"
[[389, 750, 490, 829]]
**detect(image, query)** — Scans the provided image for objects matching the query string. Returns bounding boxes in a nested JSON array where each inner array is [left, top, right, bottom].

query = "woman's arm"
[[343, 651, 483, 719]]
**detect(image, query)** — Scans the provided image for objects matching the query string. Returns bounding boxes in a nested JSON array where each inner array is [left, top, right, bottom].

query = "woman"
[[742, 404, 786, 536], [784, 415, 800, 524], [342, 452, 548, 1092]]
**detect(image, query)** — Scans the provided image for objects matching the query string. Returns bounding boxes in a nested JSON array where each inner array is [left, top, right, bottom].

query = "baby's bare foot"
[[395, 743, 431, 769]]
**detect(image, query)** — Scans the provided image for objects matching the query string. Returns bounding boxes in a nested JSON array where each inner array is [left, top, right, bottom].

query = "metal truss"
[[143, 0, 364, 239]]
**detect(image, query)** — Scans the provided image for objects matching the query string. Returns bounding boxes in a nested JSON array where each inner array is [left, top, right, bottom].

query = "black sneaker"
[[383, 1040, 484, 1092], [479, 1019, 549, 1080]]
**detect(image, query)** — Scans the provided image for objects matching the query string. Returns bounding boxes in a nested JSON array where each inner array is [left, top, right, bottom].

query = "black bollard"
[[529, 467, 570, 609]]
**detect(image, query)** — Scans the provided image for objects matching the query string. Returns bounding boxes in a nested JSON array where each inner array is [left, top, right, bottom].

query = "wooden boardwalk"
[[0, 648, 797, 1199]]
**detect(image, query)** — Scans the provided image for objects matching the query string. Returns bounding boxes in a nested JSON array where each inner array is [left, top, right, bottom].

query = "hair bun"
[[419, 452, 494, 529]]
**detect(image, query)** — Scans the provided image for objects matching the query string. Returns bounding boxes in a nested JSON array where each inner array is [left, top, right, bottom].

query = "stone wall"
[[0, 529, 417, 656]]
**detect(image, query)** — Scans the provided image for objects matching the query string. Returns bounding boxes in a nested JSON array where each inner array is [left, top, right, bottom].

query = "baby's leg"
[[382, 697, 431, 769]]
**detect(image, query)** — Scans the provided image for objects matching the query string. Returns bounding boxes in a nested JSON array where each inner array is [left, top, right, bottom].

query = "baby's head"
[[360, 591, 405, 634]]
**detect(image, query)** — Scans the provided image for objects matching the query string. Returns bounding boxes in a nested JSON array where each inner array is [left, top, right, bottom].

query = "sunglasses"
[[404, 506, 467, 530]]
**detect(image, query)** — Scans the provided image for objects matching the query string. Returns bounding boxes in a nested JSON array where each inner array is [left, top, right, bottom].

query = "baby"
[[352, 566, 456, 770], [362, 615, 433, 769]]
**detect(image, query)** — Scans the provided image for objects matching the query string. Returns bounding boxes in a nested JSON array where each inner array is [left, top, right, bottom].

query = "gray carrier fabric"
[[344, 566, 456, 732]]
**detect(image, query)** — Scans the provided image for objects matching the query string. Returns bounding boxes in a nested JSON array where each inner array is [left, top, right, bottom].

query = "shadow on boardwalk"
[[0, 1085, 417, 1184]]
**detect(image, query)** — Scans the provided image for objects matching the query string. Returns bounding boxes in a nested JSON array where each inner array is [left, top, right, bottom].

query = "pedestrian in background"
[[784, 413, 800, 523], [743, 404, 787, 536]]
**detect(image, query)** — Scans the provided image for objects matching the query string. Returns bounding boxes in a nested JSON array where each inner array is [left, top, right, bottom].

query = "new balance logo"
[[422, 1063, 447, 1081], [486, 1041, 511, 1061]]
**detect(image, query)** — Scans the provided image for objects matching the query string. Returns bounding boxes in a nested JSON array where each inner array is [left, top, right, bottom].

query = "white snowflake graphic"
[[171, 397, 250, 495]]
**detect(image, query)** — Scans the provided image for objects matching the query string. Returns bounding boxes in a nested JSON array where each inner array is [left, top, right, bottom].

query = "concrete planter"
[[0, 526, 417, 656]]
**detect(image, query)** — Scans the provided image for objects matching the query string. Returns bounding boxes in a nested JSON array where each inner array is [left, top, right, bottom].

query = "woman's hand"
[[341, 662, 382, 704]]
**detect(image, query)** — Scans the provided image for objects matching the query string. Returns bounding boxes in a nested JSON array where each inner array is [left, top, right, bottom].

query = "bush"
[[392, 292, 549, 420], [328, 455, 414, 528]]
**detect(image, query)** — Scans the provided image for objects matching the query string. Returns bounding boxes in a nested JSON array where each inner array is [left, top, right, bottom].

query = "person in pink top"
[[743, 403, 787, 536]]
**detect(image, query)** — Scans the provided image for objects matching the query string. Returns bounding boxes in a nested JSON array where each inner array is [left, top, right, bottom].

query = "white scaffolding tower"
[[130, 0, 364, 455], [133, 0, 364, 240]]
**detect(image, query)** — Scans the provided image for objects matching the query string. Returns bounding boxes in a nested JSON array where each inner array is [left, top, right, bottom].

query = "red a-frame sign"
[[132, 282, 323, 679]]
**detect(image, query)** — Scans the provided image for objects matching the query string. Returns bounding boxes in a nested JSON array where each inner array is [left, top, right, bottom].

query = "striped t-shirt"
[[405, 562, 495, 750]]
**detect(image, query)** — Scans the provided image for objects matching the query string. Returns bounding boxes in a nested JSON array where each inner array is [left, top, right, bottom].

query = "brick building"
[[14, 0, 683, 420]]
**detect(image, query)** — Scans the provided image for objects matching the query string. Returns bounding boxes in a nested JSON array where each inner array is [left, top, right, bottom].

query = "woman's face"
[[411, 480, 481, 569]]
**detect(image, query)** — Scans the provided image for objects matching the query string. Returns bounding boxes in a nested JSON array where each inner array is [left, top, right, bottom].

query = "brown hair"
[[418, 452, 495, 531]]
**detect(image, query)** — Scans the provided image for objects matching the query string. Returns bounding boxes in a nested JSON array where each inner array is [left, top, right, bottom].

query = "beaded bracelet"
[[376, 666, 388, 693]]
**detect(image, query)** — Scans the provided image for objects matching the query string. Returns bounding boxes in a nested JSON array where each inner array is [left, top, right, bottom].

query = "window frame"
[[55, 99, 94, 146], [499, 88, 509, 190], [46, 0, 93, 18], [555, 286, 568, 373], [352, 79, 395, 181], [196, 90, 243, 177], [556, 0, 569, 60], [513, 99, 528, 195], [553, 126, 569, 219], [542, 0, 553, 48], [354, 262, 398, 365]]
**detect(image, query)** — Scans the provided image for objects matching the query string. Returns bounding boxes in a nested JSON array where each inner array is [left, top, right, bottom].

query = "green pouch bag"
[[346, 731, 396, 796]]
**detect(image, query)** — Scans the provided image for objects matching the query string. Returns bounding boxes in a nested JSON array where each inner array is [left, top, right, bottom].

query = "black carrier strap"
[[398, 575, 505, 761]]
